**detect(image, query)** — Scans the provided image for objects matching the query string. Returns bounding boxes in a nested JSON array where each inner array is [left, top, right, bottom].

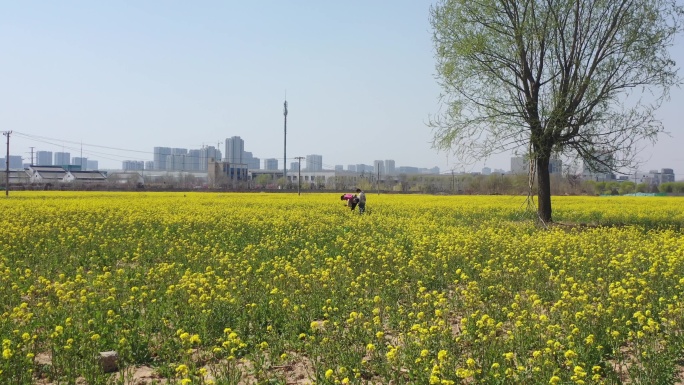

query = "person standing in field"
[[356, 188, 366, 214]]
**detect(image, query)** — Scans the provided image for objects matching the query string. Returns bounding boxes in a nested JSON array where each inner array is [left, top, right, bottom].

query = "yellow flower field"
[[1, 192, 684, 384]]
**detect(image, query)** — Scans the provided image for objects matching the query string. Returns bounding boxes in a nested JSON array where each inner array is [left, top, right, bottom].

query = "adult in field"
[[356, 188, 366, 214], [341, 193, 359, 211]]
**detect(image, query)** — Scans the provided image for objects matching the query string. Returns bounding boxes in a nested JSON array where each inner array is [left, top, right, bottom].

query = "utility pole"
[[3, 131, 11, 197], [295, 156, 304, 196], [29, 147, 35, 166], [377, 168, 380, 195]]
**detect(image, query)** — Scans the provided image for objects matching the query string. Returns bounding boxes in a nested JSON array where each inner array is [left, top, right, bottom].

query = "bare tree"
[[430, 0, 682, 222]]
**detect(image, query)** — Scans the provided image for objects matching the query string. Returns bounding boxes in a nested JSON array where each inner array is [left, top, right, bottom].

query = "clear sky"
[[1, 1, 683, 177]]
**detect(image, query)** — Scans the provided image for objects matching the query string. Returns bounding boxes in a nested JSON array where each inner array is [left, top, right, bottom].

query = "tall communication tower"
[[283, 97, 288, 181]]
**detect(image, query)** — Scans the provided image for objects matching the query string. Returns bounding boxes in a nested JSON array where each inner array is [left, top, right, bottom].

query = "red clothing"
[[342, 193, 355, 201]]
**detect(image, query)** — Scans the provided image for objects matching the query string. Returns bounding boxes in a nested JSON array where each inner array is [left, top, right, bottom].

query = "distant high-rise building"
[[661, 168, 675, 183], [243, 151, 260, 169], [145, 161, 154, 170], [188, 149, 201, 171], [290, 162, 299, 171], [153, 147, 171, 170], [335, 165, 344, 172], [169, 148, 188, 171], [582, 150, 613, 181], [8, 155, 23, 169], [482, 167, 492, 175], [347, 165, 357, 172], [264, 158, 278, 171], [646, 170, 660, 185], [225, 136, 244, 164], [199, 146, 221, 171], [397, 166, 420, 174], [72, 157, 88, 169], [511, 155, 556, 175], [306, 154, 323, 171], [87, 160, 99, 170], [639, 168, 676, 186], [123, 160, 145, 171], [549, 158, 562, 175], [54, 152, 71, 166], [36, 151, 53, 166], [373, 160, 385, 176], [356, 164, 373, 173], [384, 160, 396, 175], [510, 156, 527, 174], [164, 155, 174, 171]]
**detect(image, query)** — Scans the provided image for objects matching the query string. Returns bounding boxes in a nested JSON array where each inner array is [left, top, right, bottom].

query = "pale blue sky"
[[1, 1, 683, 177]]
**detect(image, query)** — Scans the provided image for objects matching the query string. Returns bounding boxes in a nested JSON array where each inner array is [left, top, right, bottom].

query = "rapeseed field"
[[1, 192, 683, 384]]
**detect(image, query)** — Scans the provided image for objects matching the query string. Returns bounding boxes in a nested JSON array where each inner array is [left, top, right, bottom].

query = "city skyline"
[[5, 135, 680, 178], [8, 132, 447, 173], [2, 1, 683, 178]]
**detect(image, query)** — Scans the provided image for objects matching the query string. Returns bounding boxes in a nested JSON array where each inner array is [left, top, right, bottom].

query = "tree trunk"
[[537, 155, 552, 223]]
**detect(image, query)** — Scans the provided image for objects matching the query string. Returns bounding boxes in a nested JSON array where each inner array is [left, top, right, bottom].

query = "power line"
[[14, 131, 375, 170], [13, 132, 147, 162], [14, 131, 151, 155], [14, 131, 309, 168], [13, 132, 221, 166], [14, 131, 215, 162]]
